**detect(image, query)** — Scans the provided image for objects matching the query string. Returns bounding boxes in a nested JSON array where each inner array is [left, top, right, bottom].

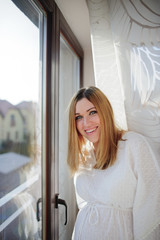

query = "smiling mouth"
[[85, 127, 97, 134]]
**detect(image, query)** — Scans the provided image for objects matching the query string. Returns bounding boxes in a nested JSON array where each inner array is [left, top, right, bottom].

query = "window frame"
[[34, 1, 83, 239]]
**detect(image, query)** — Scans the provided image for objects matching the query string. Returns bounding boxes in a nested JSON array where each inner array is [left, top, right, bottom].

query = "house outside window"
[[7, 132, 10, 140], [15, 131, 18, 140], [10, 114, 15, 127]]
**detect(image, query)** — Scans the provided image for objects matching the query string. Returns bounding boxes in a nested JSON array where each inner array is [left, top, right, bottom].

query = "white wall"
[[55, 0, 95, 87], [83, 49, 95, 87], [86, 0, 160, 157]]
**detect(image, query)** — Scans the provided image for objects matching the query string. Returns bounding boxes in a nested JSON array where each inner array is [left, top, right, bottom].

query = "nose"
[[83, 116, 90, 127]]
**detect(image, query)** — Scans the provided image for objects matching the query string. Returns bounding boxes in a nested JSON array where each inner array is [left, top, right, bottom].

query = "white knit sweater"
[[72, 131, 160, 240]]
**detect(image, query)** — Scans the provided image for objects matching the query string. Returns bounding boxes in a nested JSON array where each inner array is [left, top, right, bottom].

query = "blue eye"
[[75, 115, 82, 121], [89, 110, 97, 115]]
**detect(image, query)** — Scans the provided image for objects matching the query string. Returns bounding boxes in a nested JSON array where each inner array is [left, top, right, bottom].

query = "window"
[[10, 114, 15, 127], [0, 0, 45, 239]]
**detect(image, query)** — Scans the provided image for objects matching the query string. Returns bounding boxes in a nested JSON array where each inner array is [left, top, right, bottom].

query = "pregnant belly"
[[72, 203, 133, 240]]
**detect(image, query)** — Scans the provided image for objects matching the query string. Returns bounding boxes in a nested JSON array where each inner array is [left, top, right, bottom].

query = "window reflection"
[[0, 0, 43, 239], [0, 101, 38, 156]]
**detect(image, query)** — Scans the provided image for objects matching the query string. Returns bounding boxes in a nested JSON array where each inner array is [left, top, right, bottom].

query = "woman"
[[67, 86, 160, 240]]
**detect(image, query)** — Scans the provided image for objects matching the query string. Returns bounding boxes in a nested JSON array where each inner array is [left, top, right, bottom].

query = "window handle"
[[55, 193, 67, 225], [36, 197, 42, 221]]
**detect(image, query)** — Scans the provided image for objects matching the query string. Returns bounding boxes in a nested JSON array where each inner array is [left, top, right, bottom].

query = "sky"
[[0, 0, 40, 105]]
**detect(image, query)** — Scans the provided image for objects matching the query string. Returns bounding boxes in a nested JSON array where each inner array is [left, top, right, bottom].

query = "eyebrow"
[[75, 107, 96, 115]]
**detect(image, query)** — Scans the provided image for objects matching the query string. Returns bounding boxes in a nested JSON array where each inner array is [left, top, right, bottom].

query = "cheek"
[[95, 115, 101, 125], [76, 121, 83, 133]]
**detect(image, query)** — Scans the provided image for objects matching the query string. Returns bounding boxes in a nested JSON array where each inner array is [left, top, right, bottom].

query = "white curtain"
[[86, 0, 160, 158]]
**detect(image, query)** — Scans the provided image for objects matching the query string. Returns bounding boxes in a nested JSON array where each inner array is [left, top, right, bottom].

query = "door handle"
[[55, 193, 67, 225]]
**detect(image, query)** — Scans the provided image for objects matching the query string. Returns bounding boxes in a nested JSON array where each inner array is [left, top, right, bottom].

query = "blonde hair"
[[67, 86, 124, 175]]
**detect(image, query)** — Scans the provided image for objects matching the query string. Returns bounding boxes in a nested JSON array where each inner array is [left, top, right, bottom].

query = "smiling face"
[[75, 98, 101, 149]]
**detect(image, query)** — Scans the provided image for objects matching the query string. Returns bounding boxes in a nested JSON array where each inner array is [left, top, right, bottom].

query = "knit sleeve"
[[132, 134, 160, 240]]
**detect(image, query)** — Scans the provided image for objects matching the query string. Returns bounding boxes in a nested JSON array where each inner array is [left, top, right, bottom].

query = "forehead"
[[75, 98, 95, 114]]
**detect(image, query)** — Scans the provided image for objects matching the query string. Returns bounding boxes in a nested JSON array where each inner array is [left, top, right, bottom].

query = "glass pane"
[[58, 34, 80, 240], [0, 0, 43, 239]]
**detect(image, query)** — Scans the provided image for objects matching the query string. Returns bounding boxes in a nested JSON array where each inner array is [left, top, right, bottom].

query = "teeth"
[[86, 128, 97, 133]]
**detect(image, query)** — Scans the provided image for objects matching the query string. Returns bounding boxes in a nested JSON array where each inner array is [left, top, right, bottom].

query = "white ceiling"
[[55, 0, 91, 51]]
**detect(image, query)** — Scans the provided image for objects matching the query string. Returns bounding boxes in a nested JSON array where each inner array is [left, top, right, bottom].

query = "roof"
[[16, 101, 36, 111], [0, 100, 13, 118], [0, 100, 36, 118]]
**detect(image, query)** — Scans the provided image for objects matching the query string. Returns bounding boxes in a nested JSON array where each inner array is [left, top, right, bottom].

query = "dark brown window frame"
[[34, 1, 83, 239]]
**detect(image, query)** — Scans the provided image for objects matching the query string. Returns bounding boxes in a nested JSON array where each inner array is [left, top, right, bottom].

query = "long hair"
[[67, 86, 124, 175]]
